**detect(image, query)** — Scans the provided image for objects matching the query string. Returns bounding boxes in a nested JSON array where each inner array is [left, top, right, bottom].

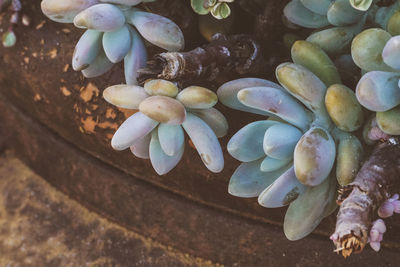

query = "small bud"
[[22, 15, 31, 26], [2, 29, 16, 48]]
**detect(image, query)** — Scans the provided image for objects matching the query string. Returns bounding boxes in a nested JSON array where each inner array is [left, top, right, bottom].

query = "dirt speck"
[[80, 83, 99, 103], [60, 86, 71, 96]]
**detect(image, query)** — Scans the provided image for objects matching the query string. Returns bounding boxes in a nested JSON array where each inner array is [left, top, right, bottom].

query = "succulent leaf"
[[182, 113, 224, 173], [290, 41, 341, 87], [217, 78, 284, 116], [375, 2, 400, 30], [100, 0, 142, 5], [190, 108, 228, 138], [387, 11, 400, 36], [158, 124, 185, 156], [376, 106, 400, 135], [237, 86, 312, 131], [124, 27, 147, 85], [258, 166, 307, 208], [276, 63, 328, 114], [382, 35, 400, 70], [306, 25, 361, 56], [103, 84, 149, 109], [299, 0, 332, 15], [177, 86, 218, 109], [144, 79, 179, 97], [210, 2, 231, 19], [294, 127, 336, 186], [336, 134, 363, 186], [228, 120, 278, 162], [356, 71, 400, 112], [81, 49, 114, 78], [103, 25, 132, 63], [228, 159, 290, 198], [284, 173, 336, 241], [112, 112, 159, 151], [128, 9, 184, 51], [149, 130, 184, 175], [73, 3, 126, 32], [325, 84, 364, 132], [283, 0, 330, 29], [139, 96, 186, 125], [349, 0, 373, 11], [130, 133, 151, 159], [191, 0, 210, 15], [260, 157, 292, 173], [263, 123, 302, 160], [41, 0, 99, 23], [73, 30, 103, 71], [351, 28, 393, 72], [327, 0, 365, 27]]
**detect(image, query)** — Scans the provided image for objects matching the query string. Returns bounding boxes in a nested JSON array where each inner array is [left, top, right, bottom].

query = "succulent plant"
[[191, 0, 234, 19], [103, 79, 227, 175], [350, 0, 374, 11], [353, 28, 400, 135], [1, 0, 29, 48], [41, 0, 184, 84], [2, 29, 16, 47], [283, 0, 400, 56], [368, 219, 386, 252], [217, 40, 365, 240]]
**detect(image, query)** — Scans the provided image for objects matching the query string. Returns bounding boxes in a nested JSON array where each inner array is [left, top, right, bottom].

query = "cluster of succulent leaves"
[[216, 0, 400, 241], [39, 0, 400, 243], [41, 0, 184, 84], [353, 27, 400, 135], [217, 39, 366, 240], [103, 79, 227, 175], [283, 0, 400, 56], [191, 0, 233, 19]]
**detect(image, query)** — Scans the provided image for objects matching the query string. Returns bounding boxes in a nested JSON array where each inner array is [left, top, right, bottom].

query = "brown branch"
[[331, 138, 400, 257], [137, 34, 267, 87]]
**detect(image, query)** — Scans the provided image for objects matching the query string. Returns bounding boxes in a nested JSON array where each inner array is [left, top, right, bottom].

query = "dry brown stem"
[[137, 34, 267, 87], [332, 138, 400, 257]]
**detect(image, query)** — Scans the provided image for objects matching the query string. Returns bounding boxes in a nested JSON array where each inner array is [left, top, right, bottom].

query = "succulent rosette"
[[217, 40, 365, 240], [283, 0, 400, 56], [353, 28, 400, 136], [41, 0, 184, 84], [103, 79, 227, 175], [191, 0, 234, 19]]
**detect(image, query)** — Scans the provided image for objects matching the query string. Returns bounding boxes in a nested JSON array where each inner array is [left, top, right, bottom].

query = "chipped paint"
[[98, 121, 118, 130], [63, 64, 70, 72], [35, 20, 46, 30], [60, 86, 71, 96], [117, 107, 136, 119], [106, 108, 117, 119], [61, 28, 71, 33], [48, 48, 57, 59], [80, 116, 97, 134], [80, 82, 99, 102], [33, 94, 42, 102]]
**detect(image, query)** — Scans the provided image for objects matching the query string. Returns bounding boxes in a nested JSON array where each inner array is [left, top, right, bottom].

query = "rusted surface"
[[0, 153, 217, 266], [1, 1, 400, 265]]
